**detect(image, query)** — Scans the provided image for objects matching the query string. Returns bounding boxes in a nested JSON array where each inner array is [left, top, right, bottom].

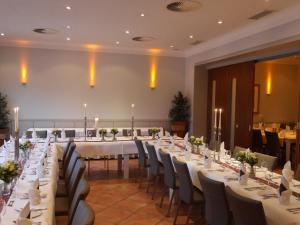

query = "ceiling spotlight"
[[0, 33, 5, 36], [189, 35, 194, 39], [125, 30, 130, 34], [66, 37, 71, 41], [66, 5, 71, 10], [170, 45, 174, 48], [66, 25, 71, 29], [116, 41, 120, 45], [218, 20, 223, 24], [140, 13, 145, 17]]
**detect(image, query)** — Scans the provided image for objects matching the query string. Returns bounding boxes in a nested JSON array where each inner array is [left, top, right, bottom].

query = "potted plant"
[[245, 152, 258, 178], [0, 160, 19, 196], [110, 128, 119, 141], [0, 92, 10, 141], [169, 91, 190, 138], [194, 137, 203, 154], [149, 128, 160, 140], [19, 140, 34, 159], [52, 129, 60, 142], [99, 129, 107, 141]]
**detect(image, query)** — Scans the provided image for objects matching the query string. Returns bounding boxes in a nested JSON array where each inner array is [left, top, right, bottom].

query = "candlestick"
[[13, 107, 20, 161], [14, 107, 19, 132], [218, 108, 222, 129], [131, 104, 135, 139], [95, 117, 99, 128], [83, 103, 87, 117], [83, 103, 87, 141], [214, 108, 218, 129]]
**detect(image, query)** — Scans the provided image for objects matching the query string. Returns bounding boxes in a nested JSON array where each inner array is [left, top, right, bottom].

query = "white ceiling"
[[0, 0, 299, 56]]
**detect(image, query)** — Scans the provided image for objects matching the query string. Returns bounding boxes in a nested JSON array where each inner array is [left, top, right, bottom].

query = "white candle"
[[214, 108, 218, 129], [83, 103, 87, 117], [14, 107, 19, 132], [219, 108, 222, 129], [131, 103, 135, 118], [94, 117, 99, 128]]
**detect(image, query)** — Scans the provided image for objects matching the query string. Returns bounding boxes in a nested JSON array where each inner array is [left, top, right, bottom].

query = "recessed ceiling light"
[[125, 30, 130, 34], [66, 37, 71, 41], [116, 41, 120, 45], [170, 45, 174, 48], [66, 5, 71, 10], [0, 33, 5, 36], [66, 25, 71, 29], [189, 35, 194, 39], [218, 20, 223, 24], [140, 13, 145, 17]]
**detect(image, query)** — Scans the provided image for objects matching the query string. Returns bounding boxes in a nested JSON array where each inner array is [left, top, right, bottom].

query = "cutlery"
[[8, 200, 14, 207]]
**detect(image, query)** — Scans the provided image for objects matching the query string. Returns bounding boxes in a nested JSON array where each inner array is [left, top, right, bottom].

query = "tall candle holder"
[[84, 116, 87, 141], [131, 116, 134, 140], [14, 130, 19, 161]]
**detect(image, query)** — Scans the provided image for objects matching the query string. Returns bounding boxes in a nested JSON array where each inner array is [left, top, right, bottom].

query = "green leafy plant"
[[99, 129, 107, 136], [188, 136, 196, 144], [19, 140, 33, 152], [110, 128, 119, 135], [193, 138, 203, 146], [0, 160, 19, 183], [0, 92, 10, 129], [235, 151, 247, 163], [168, 91, 190, 122], [52, 129, 60, 137], [245, 153, 258, 167], [149, 128, 160, 136]]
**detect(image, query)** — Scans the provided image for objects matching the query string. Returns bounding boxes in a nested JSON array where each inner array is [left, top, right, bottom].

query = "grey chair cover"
[[70, 200, 95, 225]]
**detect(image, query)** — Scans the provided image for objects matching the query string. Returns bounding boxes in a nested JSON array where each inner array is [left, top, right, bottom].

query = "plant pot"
[[170, 121, 188, 138], [249, 166, 256, 178]]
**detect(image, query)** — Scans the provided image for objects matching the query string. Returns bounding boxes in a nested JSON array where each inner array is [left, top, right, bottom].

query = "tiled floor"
[[56, 159, 205, 225]]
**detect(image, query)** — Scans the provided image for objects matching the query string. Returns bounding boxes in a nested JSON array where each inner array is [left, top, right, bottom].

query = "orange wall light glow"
[[150, 57, 157, 89], [266, 68, 272, 95], [89, 52, 96, 87], [20, 56, 28, 85]]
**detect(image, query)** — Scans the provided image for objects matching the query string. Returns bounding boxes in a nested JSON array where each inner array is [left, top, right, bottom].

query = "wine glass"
[[265, 169, 273, 185]]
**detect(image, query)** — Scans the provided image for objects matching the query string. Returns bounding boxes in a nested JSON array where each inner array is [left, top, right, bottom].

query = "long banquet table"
[[143, 139, 300, 225], [0, 139, 58, 225]]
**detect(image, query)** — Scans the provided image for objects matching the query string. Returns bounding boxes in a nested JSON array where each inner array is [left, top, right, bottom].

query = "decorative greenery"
[[168, 91, 190, 122], [19, 140, 33, 152], [0, 92, 10, 129], [245, 153, 258, 167], [0, 160, 19, 183], [235, 151, 247, 163], [110, 128, 119, 135], [52, 129, 60, 137], [193, 138, 203, 146], [99, 129, 107, 136], [188, 136, 196, 145], [149, 128, 160, 136]]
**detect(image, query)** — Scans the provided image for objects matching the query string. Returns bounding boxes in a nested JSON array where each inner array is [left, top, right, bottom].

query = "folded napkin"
[[239, 163, 248, 185], [279, 161, 293, 205], [204, 150, 212, 169], [184, 150, 191, 161], [159, 130, 164, 138], [184, 132, 189, 142], [32, 130, 37, 140], [29, 188, 41, 206], [61, 129, 66, 139], [246, 148, 251, 153], [220, 142, 226, 156], [16, 217, 32, 225], [165, 131, 171, 138]]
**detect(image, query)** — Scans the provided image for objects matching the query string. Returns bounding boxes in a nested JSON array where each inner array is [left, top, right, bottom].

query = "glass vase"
[[249, 166, 256, 178]]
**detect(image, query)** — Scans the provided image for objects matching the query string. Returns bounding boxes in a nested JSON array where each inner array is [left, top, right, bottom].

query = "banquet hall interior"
[[0, 1, 300, 225]]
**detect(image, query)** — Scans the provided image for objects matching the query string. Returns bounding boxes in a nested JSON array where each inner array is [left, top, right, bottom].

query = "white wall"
[[0, 46, 185, 121]]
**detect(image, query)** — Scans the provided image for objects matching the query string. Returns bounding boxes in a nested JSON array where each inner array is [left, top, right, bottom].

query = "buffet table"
[[144, 139, 300, 225]]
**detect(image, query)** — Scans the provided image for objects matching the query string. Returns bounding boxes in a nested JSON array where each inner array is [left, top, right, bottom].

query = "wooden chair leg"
[[186, 204, 193, 225], [173, 200, 182, 225], [167, 189, 176, 216], [160, 186, 168, 208], [146, 176, 152, 193], [152, 176, 159, 200]]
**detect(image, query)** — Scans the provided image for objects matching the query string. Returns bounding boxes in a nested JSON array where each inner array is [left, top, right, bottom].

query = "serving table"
[[144, 139, 300, 225]]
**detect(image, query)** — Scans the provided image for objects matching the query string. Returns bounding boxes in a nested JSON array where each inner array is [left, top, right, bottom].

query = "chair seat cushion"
[[56, 181, 67, 197], [193, 189, 204, 203], [55, 197, 69, 216]]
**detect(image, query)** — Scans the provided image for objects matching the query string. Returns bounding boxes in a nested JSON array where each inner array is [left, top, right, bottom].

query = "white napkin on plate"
[[204, 150, 212, 169], [29, 188, 41, 206], [220, 142, 226, 156], [61, 129, 66, 139], [159, 130, 164, 138], [165, 131, 171, 138], [239, 163, 248, 185], [278, 161, 293, 205], [32, 130, 37, 140]]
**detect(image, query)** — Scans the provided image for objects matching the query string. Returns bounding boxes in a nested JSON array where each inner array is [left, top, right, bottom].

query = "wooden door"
[[296, 66, 300, 166]]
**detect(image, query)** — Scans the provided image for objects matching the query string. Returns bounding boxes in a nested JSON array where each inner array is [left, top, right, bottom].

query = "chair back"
[[36, 130, 47, 139], [254, 152, 277, 171], [159, 149, 176, 189], [252, 129, 263, 152], [136, 129, 142, 136], [232, 146, 247, 157], [26, 131, 33, 139], [172, 157, 193, 204], [265, 131, 281, 156], [295, 164, 300, 181], [65, 151, 80, 182], [68, 178, 90, 225], [67, 159, 86, 197], [135, 140, 147, 168], [145, 144, 161, 176], [63, 143, 76, 172], [62, 141, 73, 163], [226, 187, 267, 225], [122, 129, 132, 137], [65, 130, 76, 138], [70, 200, 95, 225], [87, 129, 96, 137], [198, 172, 231, 225]]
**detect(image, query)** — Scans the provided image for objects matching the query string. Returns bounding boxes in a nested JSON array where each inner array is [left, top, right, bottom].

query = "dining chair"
[[36, 130, 47, 139], [254, 152, 277, 171], [135, 140, 149, 187], [70, 200, 95, 225], [198, 172, 231, 225], [252, 129, 264, 153], [172, 157, 204, 225], [145, 143, 163, 200], [295, 164, 300, 181], [232, 146, 247, 157], [55, 177, 90, 219], [225, 186, 267, 225], [122, 129, 131, 136], [86, 129, 96, 137], [265, 131, 284, 165], [136, 129, 142, 136], [62, 143, 77, 174], [25, 130, 33, 139], [65, 129, 76, 138], [158, 149, 179, 216], [59, 140, 73, 168]]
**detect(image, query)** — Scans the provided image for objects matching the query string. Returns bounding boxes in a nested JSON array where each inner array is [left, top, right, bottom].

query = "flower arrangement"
[[188, 136, 196, 145], [245, 152, 258, 167], [19, 140, 33, 152], [110, 128, 119, 135], [99, 129, 107, 136], [0, 160, 19, 183], [149, 128, 160, 135], [235, 151, 247, 163], [52, 129, 60, 137], [193, 138, 203, 147]]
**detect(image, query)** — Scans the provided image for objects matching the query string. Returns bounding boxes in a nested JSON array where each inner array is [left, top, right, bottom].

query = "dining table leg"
[[123, 154, 130, 179]]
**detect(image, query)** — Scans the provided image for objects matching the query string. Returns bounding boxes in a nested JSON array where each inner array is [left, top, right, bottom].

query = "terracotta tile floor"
[[56, 159, 205, 225]]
